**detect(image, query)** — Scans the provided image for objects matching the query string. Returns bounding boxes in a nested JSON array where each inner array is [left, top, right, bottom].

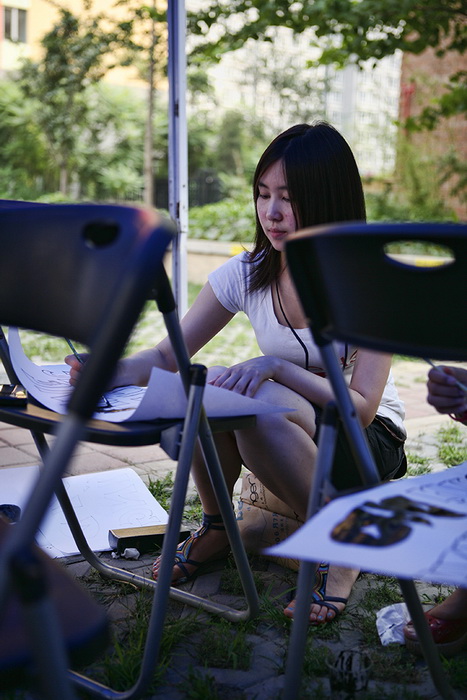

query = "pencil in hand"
[[65, 338, 112, 409]]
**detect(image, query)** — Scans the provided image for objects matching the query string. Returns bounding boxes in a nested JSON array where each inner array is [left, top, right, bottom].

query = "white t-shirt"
[[208, 252, 406, 434]]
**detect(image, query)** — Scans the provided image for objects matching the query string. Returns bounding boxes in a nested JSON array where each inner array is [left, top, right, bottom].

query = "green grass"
[[180, 669, 226, 699], [147, 472, 203, 524], [147, 472, 175, 511], [406, 452, 431, 476], [195, 618, 252, 670], [437, 424, 467, 466]]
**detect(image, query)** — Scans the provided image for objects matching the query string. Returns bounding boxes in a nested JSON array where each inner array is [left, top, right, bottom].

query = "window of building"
[[4, 7, 27, 43]]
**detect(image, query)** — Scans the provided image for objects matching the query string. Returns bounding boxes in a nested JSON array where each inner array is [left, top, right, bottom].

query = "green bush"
[[365, 189, 455, 223], [188, 190, 255, 242]]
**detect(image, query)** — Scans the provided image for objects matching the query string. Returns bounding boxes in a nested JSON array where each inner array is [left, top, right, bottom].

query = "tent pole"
[[167, 0, 188, 317]]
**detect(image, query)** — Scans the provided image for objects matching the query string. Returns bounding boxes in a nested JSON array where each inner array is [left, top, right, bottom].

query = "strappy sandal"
[[285, 562, 348, 623], [310, 562, 348, 621], [152, 512, 230, 584]]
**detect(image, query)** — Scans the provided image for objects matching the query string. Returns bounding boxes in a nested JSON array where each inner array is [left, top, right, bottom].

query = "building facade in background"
[[0, 0, 146, 86], [207, 27, 402, 178]]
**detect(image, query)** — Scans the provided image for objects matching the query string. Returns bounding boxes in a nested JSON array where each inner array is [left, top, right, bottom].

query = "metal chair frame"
[[281, 221, 467, 700], [0, 202, 260, 700]]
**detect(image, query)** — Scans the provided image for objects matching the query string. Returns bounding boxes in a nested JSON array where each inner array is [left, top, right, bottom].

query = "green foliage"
[[188, 1, 465, 64], [189, 190, 255, 242], [437, 424, 467, 466], [13, 5, 140, 196], [442, 655, 467, 691], [302, 643, 334, 679], [147, 472, 175, 512], [406, 453, 431, 477], [195, 618, 252, 670], [96, 591, 201, 691], [367, 130, 458, 223], [403, 70, 467, 133], [187, 0, 466, 129], [181, 669, 224, 700], [0, 81, 54, 198]]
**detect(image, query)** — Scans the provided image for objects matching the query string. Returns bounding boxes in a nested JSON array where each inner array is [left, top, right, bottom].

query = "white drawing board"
[[0, 465, 168, 558], [265, 462, 467, 588], [8, 327, 289, 422]]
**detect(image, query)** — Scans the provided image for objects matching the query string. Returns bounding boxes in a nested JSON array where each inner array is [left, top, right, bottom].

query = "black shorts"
[[313, 408, 407, 491]]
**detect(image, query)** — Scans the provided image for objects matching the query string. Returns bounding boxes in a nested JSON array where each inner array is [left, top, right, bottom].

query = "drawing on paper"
[[331, 495, 465, 547]]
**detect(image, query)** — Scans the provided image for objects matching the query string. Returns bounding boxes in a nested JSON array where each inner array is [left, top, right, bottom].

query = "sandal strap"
[[312, 595, 348, 606], [202, 512, 225, 531], [315, 600, 341, 616], [313, 562, 330, 600]]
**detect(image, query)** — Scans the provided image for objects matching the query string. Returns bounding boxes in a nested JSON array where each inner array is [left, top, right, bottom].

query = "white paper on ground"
[[376, 603, 411, 645], [0, 465, 168, 558], [264, 462, 467, 588], [8, 327, 291, 422]]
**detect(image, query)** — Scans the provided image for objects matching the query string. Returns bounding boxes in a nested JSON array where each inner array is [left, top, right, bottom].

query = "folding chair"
[[0, 202, 259, 699], [281, 221, 467, 700]]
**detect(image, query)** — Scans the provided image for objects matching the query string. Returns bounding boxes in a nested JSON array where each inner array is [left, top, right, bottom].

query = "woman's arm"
[[66, 282, 235, 387], [209, 349, 392, 428]]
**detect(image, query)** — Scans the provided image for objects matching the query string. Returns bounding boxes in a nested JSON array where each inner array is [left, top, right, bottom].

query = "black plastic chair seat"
[[0, 397, 255, 447]]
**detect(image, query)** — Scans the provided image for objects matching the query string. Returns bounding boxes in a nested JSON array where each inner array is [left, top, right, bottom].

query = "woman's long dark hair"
[[248, 122, 366, 292]]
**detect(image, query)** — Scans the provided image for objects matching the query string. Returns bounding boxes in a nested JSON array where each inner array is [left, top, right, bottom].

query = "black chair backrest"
[[0, 203, 174, 417], [0, 199, 45, 208], [286, 221, 467, 361]]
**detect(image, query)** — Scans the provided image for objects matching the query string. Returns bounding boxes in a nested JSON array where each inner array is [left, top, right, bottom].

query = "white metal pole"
[[167, 0, 188, 316]]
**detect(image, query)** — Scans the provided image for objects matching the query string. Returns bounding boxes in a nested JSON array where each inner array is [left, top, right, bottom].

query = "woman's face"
[[256, 159, 298, 253]]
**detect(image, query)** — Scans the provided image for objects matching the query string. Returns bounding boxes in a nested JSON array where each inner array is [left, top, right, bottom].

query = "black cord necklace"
[[275, 278, 309, 370]]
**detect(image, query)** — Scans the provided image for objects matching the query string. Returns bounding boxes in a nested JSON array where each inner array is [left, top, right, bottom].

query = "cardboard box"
[[239, 471, 302, 521], [236, 472, 304, 571]]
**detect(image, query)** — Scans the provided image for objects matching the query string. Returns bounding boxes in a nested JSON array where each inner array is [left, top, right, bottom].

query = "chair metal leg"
[[282, 405, 338, 700], [282, 560, 317, 700], [0, 416, 86, 610], [53, 426, 260, 621], [67, 365, 258, 698], [36, 423, 259, 621], [0, 325, 18, 384], [282, 394, 457, 699], [68, 365, 208, 698], [10, 547, 77, 700]]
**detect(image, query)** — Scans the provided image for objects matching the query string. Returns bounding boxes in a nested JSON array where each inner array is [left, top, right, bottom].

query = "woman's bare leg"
[[157, 374, 360, 618]]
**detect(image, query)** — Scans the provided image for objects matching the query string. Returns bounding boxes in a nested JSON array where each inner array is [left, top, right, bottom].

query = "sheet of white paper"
[[0, 465, 168, 557], [264, 462, 467, 588], [8, 327, 290, 422]]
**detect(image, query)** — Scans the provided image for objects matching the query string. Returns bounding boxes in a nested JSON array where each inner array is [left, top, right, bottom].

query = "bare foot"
[[284, 564, 360, 624], [152, 524, 230, 583]]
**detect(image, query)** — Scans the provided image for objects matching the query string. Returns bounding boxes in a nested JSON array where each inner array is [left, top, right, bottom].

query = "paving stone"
[[0, 445, 36, 466]]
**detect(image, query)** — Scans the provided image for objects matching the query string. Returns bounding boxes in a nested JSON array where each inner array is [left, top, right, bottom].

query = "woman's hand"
[[427, 365, 467, 416], [65, 354, 126, 390], [208, 356, 278, 397], [65, 354, 86, 386]]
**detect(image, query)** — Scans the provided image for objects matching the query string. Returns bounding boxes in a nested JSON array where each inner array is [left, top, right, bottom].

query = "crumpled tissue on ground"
[[376, 602, 411, 645]]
